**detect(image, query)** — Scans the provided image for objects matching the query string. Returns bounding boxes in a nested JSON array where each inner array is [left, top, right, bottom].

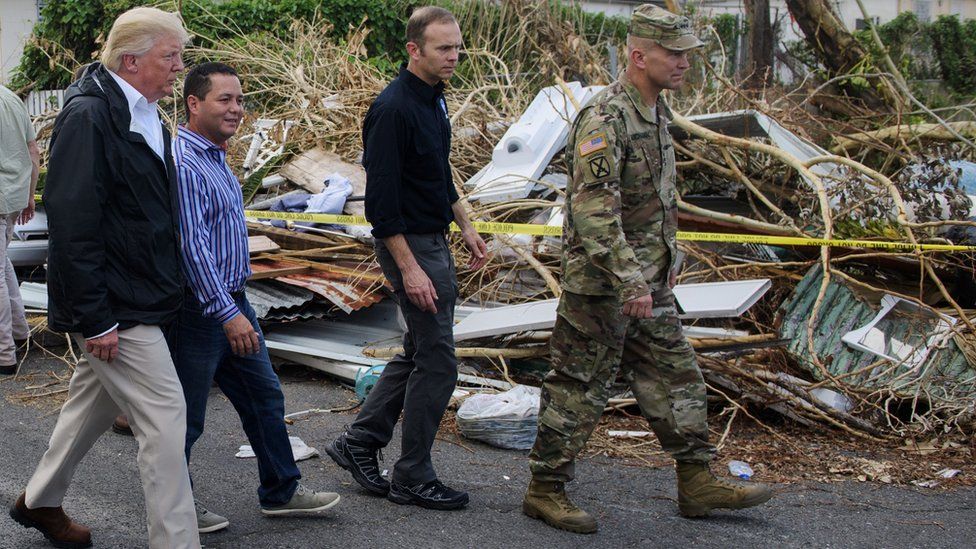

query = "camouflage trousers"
[[529, 288, 715, 483]]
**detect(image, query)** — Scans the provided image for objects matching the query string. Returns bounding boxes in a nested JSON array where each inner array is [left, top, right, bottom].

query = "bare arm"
[[451, 200, 488, 271], [383, 234, 439, 314], [18, 140, 39, 225]]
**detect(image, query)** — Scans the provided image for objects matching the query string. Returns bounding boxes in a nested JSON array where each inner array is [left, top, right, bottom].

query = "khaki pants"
[[0, 211, 28, 366], [25, 324, 200, 549]]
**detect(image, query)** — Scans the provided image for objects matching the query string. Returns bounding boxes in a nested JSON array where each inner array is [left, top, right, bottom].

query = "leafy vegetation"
[[11, 0, 627, 93]]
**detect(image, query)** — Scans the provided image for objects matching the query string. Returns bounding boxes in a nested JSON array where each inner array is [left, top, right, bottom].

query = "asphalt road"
[[1, 352, 973, 548]]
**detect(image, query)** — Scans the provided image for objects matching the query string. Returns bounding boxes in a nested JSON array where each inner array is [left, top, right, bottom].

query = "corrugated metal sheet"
[[778, 266, 976, 396], [251, 258, 386, 314], [245, 280, 315, 318], [263, 304, 334, 322]]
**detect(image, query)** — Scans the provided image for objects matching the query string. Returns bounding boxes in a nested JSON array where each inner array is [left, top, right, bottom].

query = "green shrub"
[[10, 0, 144, 91], [928, 15, 976, 93], [12, 0, 626, 93]]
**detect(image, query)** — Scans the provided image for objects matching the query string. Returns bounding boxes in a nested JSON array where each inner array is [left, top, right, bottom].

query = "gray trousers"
[[348, 233, 458, 485]]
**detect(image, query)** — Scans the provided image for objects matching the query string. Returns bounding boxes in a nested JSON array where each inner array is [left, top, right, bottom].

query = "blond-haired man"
[[8, 7, 200, 549]]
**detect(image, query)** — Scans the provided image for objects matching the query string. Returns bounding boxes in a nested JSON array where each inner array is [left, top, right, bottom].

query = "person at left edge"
[[0, 83, 39, 376], [171, 62, 341, 533]]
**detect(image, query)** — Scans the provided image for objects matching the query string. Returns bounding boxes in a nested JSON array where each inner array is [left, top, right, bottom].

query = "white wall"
[[688, 0, 973, 28], [582, 0, 975, 28], [0, 0, 38, 85], [579, 0, 641, 17]]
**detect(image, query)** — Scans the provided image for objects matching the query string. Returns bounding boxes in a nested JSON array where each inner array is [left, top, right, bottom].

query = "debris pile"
[[14, 0, 976, 482]]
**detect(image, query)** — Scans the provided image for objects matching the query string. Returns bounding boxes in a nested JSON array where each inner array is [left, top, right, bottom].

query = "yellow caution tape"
[[32, 193, 974, 251], [245, 210, 371, 226], [677, 232, 976, 252], [242, 210, 564, 236], [242, 210, 976, 252]]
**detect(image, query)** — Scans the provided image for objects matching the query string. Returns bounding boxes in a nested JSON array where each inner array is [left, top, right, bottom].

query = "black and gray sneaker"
[[325, 432, 390, 496], [387, 479, 469, 510]]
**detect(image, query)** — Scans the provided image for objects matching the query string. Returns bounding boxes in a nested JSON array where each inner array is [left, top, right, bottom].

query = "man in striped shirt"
[[172, 62, 340, 533]]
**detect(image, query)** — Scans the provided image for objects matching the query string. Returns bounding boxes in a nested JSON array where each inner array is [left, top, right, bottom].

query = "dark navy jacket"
[[45, 62, 183, 337], [363, 65, 459, 239]]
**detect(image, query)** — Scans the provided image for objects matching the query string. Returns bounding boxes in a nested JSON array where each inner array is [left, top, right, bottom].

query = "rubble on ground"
[[12, 2, 976, 481]]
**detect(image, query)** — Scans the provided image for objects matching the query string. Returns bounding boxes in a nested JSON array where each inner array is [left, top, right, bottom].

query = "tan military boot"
[[522, 479, 598, 534], [676, 462, 773, 518]]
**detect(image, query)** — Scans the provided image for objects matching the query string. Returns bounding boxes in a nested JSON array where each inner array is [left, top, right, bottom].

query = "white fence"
[[25, 89, 65, 117]]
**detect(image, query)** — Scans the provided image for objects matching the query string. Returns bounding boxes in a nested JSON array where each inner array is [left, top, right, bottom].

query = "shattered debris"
[[14, 0, 976, 486]]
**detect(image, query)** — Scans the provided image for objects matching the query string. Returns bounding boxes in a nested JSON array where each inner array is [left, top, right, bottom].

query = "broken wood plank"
[[363, 345, 548, 359], [247, 222, 347, 250], [248, 235, 281, 255], [248, 265, 312, 280]]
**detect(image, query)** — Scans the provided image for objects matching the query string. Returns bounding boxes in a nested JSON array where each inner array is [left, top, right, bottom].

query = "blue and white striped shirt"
[[174, 126, 251, 323]]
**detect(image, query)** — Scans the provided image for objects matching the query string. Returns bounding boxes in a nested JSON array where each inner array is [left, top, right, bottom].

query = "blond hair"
[[100, 7, 190, 71]]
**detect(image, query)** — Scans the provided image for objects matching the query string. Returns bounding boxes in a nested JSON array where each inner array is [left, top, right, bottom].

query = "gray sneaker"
[[195, 500, 229, 533], [260, 484, 341, 516]]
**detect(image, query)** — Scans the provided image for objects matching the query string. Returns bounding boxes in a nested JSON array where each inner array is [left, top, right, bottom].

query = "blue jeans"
[[169, 292, 300, 507]]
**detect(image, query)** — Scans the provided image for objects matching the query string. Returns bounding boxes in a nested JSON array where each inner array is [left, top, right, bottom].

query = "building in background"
[[581, 0, 975, 83], [0, 0, 41, 86], [581, 0, 976, 29]]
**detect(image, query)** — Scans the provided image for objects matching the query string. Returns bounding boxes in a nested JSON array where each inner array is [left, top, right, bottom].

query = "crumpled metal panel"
[[274, 273, 384, 314], [250, 258, 386, 314], [245, 280, 315, 318], [778, 266, 974, 394]]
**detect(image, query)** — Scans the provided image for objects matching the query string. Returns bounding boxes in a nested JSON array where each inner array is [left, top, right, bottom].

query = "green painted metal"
[[778, 266, 976, 397]]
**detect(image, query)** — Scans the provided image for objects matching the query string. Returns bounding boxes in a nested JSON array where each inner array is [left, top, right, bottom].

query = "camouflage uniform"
[[529, 76, 715, 484]]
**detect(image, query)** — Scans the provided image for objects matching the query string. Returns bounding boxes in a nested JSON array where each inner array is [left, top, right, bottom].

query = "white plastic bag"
[[456, 385, 540, 450], [236, 436, 319, 461], [305, 172, 353, 215]]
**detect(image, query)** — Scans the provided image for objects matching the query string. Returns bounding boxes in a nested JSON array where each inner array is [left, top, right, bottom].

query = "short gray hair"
[[100, 7, 190, 71]]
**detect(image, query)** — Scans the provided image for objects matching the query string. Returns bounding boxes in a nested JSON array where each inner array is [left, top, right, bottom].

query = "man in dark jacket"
[[8, 7, 200, 549], [325, 6, 487, 511]]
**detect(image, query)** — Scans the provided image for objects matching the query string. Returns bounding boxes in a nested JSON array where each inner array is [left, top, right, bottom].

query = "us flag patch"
[[578, 133, 607, 157]]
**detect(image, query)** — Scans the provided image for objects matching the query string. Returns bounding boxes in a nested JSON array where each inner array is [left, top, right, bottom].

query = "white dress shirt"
[[107, 70, 165, 160]]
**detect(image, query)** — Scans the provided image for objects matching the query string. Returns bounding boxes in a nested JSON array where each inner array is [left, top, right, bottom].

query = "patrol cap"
[[629, 4, 704, 51]]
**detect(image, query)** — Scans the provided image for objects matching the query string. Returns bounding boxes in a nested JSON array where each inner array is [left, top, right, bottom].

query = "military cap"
[[629, 4, 704, 51]]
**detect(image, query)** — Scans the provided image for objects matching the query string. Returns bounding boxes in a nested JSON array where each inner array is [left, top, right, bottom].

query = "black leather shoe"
[[387, 479, 469, 510], [0, 363, 16, 376], [325, 432, 390, 496]]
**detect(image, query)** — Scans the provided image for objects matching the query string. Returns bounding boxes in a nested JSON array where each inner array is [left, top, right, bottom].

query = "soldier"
[[522, 5, 773, 534]]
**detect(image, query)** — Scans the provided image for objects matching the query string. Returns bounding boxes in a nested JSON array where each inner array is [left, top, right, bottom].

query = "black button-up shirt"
[[363, 65, 459, 239]]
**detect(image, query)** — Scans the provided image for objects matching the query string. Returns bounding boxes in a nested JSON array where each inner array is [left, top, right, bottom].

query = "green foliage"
[[10, 0, 144, 91], [12, 0, 412, 91], [788, 11, 972, 100], [852, 12, 939, 83], [708, 13, 741, 77], [928, 15, 976, 93], [14, 0, 629, 93], [183, 0, 412, 57]]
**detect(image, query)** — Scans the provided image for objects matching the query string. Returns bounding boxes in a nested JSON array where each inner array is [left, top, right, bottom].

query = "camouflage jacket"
[[560, 77, 678, 302]]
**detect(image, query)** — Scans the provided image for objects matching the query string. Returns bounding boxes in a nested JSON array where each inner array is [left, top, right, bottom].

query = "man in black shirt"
[[326, 6, 487, 511]]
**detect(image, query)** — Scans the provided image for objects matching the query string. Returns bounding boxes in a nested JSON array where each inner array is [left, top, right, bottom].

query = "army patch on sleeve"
[[578, 132, 608, 157], [587, 155, 611, 178]]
